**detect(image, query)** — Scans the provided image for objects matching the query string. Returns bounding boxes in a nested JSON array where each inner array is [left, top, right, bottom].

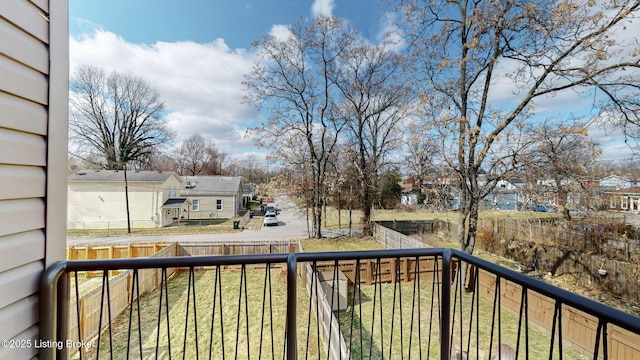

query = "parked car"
[[263, 213, 278, 226], [531, 204, 553, 212], [265, 205, 277, 216]]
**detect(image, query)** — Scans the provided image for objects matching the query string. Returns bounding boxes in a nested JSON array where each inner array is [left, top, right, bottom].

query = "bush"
[[476, 225, 496, 251]]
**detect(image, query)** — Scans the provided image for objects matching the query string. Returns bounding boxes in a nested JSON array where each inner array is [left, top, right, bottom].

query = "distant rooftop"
[[68, 170, 178, 182], [181, 176, 242, 195]]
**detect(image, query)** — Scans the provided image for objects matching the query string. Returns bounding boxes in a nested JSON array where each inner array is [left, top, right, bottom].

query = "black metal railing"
[[40, 248, 640, 359]]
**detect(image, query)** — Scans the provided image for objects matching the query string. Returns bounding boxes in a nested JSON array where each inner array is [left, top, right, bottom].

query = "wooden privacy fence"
[[67, 243, 184, 355], [312, 257, 456, 286], [176, 240, 299, 256], [299, 261, 350, 360], [67, 242, 172, 260], [496, 218, 640, 259], [67, 241, 299, 261], [477, 269, 640, 359], [65, 239, 301, 354], [374, 222, 640, 359]]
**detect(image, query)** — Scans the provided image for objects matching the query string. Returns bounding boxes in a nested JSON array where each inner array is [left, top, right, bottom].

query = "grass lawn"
[[78, 267, 322, 359], [301, 236, 383, 252], [337, 280, 586, 360], [316, 203, 560, 232], [67, 218, 239, 237]]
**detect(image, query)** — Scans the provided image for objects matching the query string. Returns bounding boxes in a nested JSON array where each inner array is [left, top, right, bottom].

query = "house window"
[[192, 199, 199, 211], [216, 199, 223, 211], [610, 197, 616, 209], [622, 196, 628, 209]]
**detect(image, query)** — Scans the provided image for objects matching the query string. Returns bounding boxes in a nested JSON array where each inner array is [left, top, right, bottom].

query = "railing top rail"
[[61, 247, 446, 272], [453, 249, 640, 335], [47, 247, 640, 336]]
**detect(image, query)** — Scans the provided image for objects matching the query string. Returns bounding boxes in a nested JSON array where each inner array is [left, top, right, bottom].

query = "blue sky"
[[68, 0, 393, 162], [69, 0, 634, 163]]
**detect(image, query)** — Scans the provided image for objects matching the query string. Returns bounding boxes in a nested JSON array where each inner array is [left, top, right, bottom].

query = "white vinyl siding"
[[0, 0, 68, 358]]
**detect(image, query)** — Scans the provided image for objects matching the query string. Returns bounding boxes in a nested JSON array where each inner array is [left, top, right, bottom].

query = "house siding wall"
[[187, 195, 237, 219], [0, 0, 68, 358], [68, 176, 184, 229]]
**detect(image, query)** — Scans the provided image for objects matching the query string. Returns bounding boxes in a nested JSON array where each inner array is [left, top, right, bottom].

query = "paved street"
[[67, 195, 314, 245]]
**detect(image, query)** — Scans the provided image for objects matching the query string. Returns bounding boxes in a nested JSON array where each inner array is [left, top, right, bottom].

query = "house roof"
[[69, 170, 179, 183], [609, 186, 640, 195], [161, 197, 191, 208], [181, 176, 242, 196]]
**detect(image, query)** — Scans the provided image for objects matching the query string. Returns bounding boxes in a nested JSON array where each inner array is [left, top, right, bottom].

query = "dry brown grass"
[[77, 268, 321, 359]]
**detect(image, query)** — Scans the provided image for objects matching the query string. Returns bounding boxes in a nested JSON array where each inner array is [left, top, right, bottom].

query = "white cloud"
[[311, 0, 334, 17], [70, 28, 261, 158], [269, 24, 292, 42], [376, 13, 405, 52]]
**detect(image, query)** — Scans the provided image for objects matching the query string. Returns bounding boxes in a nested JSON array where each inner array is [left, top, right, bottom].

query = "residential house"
[[484, 178, 523, 210], [0, 1, 68, 358], [242, 182, 256, 204], [181, 176, 244, 219], [607, 187, 640, 213], [68, 170, 185, 229], [600, 175, 630, 189]]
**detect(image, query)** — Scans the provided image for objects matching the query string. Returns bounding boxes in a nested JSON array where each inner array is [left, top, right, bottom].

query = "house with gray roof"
[[68, 170, 185, 229], [181, 176, 244, 219]]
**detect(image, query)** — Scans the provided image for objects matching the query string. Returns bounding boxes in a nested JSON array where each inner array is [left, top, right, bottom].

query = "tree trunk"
[[361, 175, 373, 236]]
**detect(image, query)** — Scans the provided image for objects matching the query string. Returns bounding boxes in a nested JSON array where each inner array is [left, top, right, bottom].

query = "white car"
[[263, 213, 278, 226], [265, 205, 277, 215]]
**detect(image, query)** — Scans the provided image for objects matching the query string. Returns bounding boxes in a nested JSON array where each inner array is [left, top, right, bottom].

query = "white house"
[[68, 170, 185, 229], [599, 175, 630, 189], [0, 1, 68, 357]]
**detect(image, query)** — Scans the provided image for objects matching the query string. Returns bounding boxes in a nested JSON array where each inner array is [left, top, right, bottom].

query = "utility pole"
[[124, 163, 131, 234]]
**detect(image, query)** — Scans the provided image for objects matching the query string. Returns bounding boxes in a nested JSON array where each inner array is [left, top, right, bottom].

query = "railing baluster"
[[488, 274, 500, 360], [39, 247, 640, 360], [73, 271, 83, 360], [234, 264, 246, 360], [498, 274, 503, 359], [286, 253, 297, 360], [427, 256, 438, 360], [126, 269, 142, 359], [304, 261, 318, 360], [155, 268, 172, 359], [441, 249, 452, 360], [549, 300, 561, 360], [602, 321, 608, 359], [258, 263, 269, 359], [515, 285, 526, 360]]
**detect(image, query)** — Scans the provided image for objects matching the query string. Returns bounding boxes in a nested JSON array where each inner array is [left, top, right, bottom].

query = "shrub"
[[476, 225, 495, 251]]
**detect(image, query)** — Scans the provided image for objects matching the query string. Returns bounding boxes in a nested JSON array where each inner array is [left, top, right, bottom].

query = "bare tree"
[[525, 120, 600, 219], [334, 40, 414, 235], [400, 0, 640, 255], [244, 16, 353, 238], [175, 134, 210, 176], [202, 146, 229, 175], [69, 64, 175, 169], [173, 133, 228, 176], [405, 120, 440, 203]]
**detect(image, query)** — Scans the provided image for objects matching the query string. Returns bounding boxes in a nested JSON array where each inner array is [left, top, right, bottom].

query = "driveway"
[[67, 195, 313, 245]]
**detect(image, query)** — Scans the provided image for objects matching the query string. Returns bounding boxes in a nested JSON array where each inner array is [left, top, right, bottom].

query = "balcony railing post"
[[57, 272, 70, 359], [38, 261, 68, 360], [286, 253, 297, 360], [441, 249, 452, 360]]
